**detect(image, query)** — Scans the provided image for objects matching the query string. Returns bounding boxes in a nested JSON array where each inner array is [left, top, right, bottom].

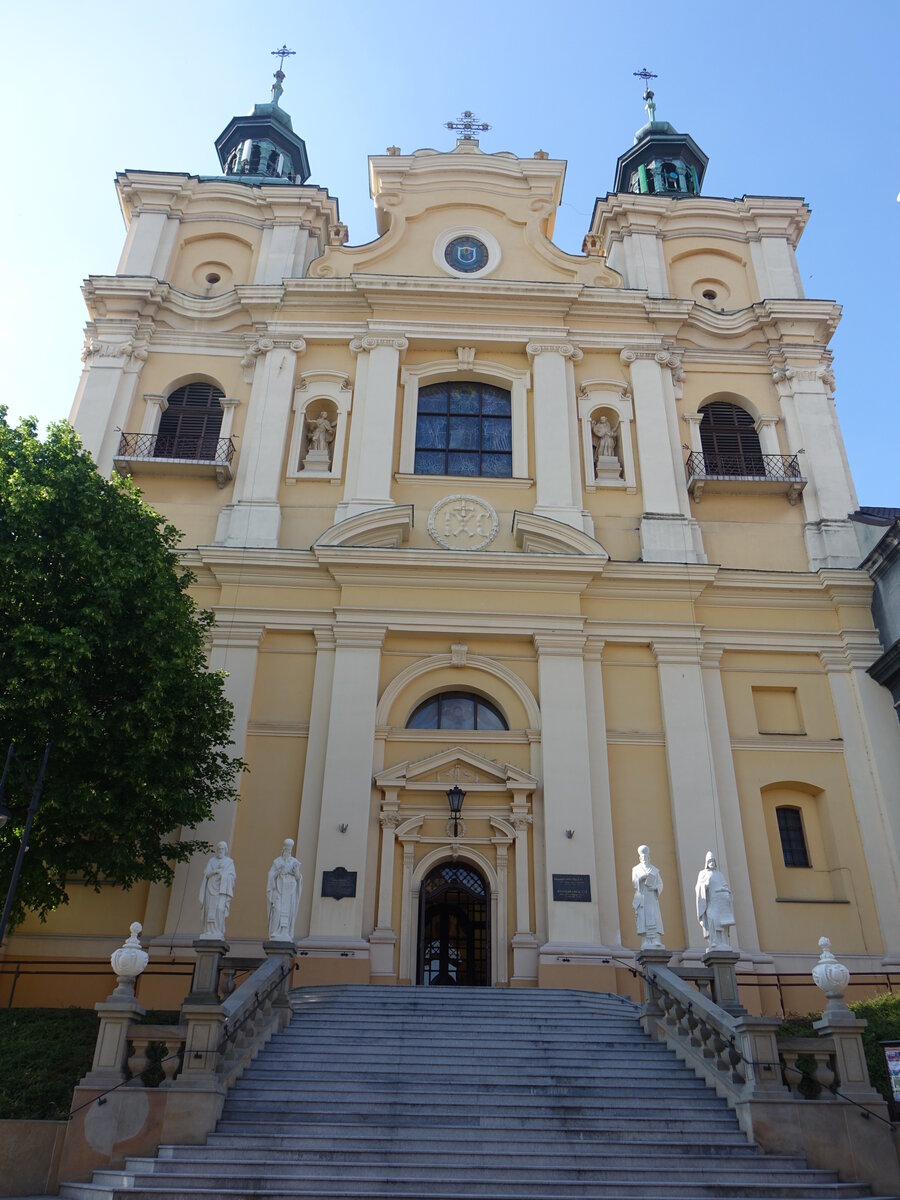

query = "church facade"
[[8, 70, 900, 1013]]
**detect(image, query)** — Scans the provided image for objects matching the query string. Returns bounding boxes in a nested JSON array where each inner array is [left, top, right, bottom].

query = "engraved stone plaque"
[[321, 867, 358, 900], [552, 873, 592, 902]]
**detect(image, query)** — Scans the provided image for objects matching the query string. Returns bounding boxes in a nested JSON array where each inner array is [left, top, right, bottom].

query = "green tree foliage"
[[0, 413, 242, 926]]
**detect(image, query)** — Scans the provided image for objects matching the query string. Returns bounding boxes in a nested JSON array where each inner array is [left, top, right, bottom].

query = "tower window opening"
[[702, 289, 717, 302], [155, 382, 225, 461], [699, 401, 765, 477], [205, 272, 221, 285], [776, 806, 811, 868], [662, 162, 680, 191]]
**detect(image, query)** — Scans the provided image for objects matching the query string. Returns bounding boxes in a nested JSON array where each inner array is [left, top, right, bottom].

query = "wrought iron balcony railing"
[[114, 433, 236, 488], [685, 451, 805, 504], [117, 432, 235, 465]]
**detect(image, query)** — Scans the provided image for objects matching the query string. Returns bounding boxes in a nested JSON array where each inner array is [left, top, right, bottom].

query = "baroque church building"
[[11, 67, 900, 1012]]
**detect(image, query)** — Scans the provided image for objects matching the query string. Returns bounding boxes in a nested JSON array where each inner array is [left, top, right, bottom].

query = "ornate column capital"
[[526, 340, 582, 361], [681, 412, 704, 427], [143, 393, 168, 412], [219, 396, 241, 410], [533, 631, 587, 658], [350, 334, 409, 356]]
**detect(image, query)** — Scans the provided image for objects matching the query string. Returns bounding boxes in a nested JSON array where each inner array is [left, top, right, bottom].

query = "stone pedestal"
[[302, 449, 331, 473], [189, 938, 229, 1004], [593, 455, 622, 485], [263, 940, 297, 1031], [80, 992, 146, 1088], [635, 946, 673, 1029], [703, 947, 744, 1016], [814, 1009, 885, 1107]]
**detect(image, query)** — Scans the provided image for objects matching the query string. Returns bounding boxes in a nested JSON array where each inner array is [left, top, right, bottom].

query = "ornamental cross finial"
[[445, 109, 491, 141], [633, 67, 658, 122], [271, 44, 296, 73]]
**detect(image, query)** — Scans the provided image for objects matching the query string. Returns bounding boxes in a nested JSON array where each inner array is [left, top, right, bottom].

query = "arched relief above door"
[[375, 653, 541, 731]]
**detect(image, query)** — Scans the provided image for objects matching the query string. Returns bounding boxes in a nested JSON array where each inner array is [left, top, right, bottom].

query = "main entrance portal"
[[417, 862, 489, 986]]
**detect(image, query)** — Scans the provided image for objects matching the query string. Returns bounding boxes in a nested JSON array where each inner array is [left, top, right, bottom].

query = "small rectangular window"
[[752, 687, 804, 735], [776, 807, 811, 868]]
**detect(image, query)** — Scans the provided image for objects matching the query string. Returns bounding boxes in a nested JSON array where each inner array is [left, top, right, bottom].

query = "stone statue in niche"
[[695, 851, 736, 950], [632, 844, 665, 948], [303, 410, 336, 472], [591, 413, 622, 481], [267, 838, 303, 941], [199, 841, 236, 940]]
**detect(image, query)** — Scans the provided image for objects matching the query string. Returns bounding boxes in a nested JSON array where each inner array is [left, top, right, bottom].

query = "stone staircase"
[[59, 984, 886, 1200]]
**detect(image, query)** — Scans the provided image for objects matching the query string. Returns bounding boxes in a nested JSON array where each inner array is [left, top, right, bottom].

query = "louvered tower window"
[[155, 383, 225, 460], [699, 402, 765, 477]]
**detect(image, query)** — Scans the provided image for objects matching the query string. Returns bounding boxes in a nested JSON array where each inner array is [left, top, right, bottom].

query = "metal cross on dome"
[[445, 110, 491, 140], [633, 67, 658, 121], [271, 44, 296, 72]]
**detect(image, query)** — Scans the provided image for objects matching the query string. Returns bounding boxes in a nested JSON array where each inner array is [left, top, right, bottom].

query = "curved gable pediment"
[[375, 746, 537, 793], [314, 505, 413, 549]]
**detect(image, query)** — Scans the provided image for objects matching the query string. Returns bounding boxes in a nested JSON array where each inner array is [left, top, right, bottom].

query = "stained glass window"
[[414, 382, 512, 477], [406, 691, 508, 731]]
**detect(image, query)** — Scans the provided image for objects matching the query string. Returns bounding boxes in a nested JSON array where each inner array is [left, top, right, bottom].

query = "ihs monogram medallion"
[[427, 495, 499, 551]]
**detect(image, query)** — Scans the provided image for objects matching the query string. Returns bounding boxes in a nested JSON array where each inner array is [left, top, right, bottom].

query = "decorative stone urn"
[[811, 935, 850, 1008], [109, 921, 149, 997]]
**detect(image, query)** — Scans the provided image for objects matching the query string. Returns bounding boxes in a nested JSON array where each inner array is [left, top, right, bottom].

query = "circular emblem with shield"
[[444, 235, 489, 274]]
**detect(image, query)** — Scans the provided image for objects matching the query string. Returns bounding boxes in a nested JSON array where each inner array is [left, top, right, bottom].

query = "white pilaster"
[[652, 637, 727, 951], [583, 639, 622, 946], [621, 348, 705, 564], [337, 335, 407, 520], [139, 393, 167, 436], [772, 361, 859, 569], [216, 338, 304, 547], [534, 633, 603, 948], [699, 647, 761, 953], [295, 628, 336, 940], [70, 345, 146, 475], [821, 648, 900, 960], [526, 341, 587, 532], [160, 623, 264, 943], [307, 624, 385, 945], [754, 415, 781, 457], [749, 235, 804, 300], [254, 223, 300, 285]]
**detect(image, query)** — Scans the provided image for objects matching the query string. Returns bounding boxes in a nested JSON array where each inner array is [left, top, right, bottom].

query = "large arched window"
[[156, 383, 225, 460], [414, 381, 512, 477], [699, 401, 765, 477], [407, 691, 508, 731]]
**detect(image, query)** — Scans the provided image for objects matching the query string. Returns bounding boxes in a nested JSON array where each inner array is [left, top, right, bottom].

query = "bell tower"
[[613, 69, 708, 196], [214, 45, 311, 184]]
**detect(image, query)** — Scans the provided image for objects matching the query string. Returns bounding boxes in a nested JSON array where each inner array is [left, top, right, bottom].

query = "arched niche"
[[286, 370, 353, 483], [577, 380, 635, 492]]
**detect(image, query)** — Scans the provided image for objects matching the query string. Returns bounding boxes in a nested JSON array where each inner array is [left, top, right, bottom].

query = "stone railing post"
[[635, 947, 672, 1035], [79, 922, 148, 1088], [173, 937, 230, 1087], [811, 935, 885, 1107], [262, 938, 297, 1032], [703, 947, 744, 1016]]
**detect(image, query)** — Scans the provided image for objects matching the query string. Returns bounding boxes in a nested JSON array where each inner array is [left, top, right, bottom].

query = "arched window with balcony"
[[414, 381, 512, 478], [699, 401, 765, 477], [155, 382, 225, 461], [406, 691, 508, 731]]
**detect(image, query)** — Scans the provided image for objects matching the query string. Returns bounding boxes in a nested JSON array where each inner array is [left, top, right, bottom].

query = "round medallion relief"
[[444, 235, 489, 274], [427, 494, 499, 551]]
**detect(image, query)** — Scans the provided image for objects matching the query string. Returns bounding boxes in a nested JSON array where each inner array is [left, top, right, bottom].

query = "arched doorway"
[[417, 862, 489, 986]]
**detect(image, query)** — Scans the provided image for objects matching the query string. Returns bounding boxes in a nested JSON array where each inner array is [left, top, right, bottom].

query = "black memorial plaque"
[[552, 873, 592, 902], [321, 867, 358, 900]]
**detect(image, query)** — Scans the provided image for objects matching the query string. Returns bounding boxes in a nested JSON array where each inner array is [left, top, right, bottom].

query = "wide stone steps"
[[57, 984, 882, 1200]]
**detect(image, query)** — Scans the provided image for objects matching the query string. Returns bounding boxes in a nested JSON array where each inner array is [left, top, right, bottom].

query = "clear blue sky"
[[2, 0, 897, 505]]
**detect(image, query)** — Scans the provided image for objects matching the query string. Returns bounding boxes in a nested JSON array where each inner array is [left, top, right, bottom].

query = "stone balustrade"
[[126, 1024, 186, 1085], [777, 1036, 836, 1099]]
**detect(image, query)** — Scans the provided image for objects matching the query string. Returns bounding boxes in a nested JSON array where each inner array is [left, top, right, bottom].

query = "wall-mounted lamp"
[[446, 784, 466, 838], [338, 823, 348, 833], [565, 829, 575, 839]]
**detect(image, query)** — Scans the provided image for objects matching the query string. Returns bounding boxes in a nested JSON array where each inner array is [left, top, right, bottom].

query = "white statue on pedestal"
[[592, 414, 618, 460], [695, 851, 736, 949], [632, 844, 665, 948], [266, 838, 302, 941], [306, 411, 335, 458], [198, 841, 236, 940]]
